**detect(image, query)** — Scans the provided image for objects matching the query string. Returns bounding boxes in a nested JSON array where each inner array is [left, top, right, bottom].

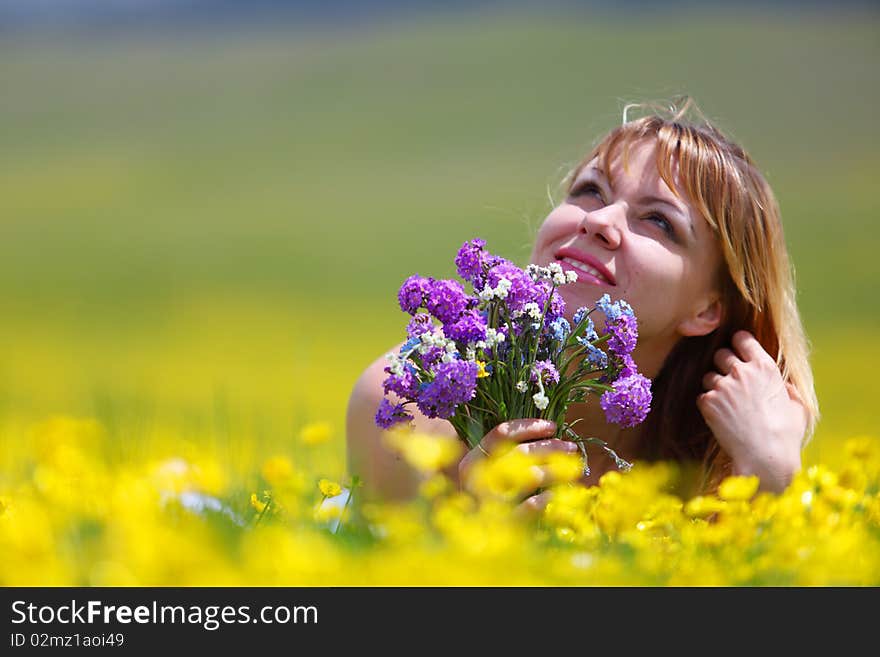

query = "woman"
[[345, 97, 818, 509]]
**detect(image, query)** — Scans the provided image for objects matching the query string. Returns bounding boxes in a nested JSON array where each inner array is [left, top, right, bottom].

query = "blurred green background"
[[1, 5, 878, 475]]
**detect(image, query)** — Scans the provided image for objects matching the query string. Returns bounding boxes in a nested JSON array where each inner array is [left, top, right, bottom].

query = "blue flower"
[[596, 293, 634, 321], [583, 343, 608, 369], [549, 316, 571, 342], [400, 336, 421, 354]]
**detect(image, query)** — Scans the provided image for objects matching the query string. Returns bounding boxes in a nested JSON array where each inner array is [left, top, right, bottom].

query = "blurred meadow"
[[1, 4, 879, 584]]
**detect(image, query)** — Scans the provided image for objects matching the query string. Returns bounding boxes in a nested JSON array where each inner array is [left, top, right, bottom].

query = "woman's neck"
[[560, 335, 675, 485], [563, 398, 644, 486]]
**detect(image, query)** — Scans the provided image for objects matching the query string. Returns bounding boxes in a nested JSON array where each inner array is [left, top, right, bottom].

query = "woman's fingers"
[[459, 419, 586, 500], [713, 347, 739, 375], [515, 490, 554, 519], [517, 438, 580, 457], [458, 418, 558, 483], [480, 418, 557, 454], [702, 371, 723, 390], [731, 330, 767, 363]]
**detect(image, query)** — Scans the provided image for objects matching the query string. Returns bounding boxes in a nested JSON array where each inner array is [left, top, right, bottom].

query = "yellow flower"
[[544, 452, 584, 484], [250, 493, 268, 513], [718, 475, 760, 501], [318, 479, 342, 498], [313, 503, 344, 523], [262, 456, 295, 486], [299, 422, 332, 446], [465, 448, 543, 501], [382, 428, 464, 474], [419, 474, 452, 500], [476, 361, 490, 378], [684, 495, 728, 518]]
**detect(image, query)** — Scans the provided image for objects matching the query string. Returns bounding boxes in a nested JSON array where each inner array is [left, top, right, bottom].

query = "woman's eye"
[[646, 213, 675, 237], [571, 182, 604, 201]]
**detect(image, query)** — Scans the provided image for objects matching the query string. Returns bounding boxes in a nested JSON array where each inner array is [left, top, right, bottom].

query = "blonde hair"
[[566, 96, 819, 491]]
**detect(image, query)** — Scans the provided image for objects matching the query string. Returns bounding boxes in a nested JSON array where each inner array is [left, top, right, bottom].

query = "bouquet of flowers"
[[375, 238, 652, 474]]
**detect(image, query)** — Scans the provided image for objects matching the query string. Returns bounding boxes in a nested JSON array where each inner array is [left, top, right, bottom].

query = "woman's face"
[[530, 138, 724, 356]]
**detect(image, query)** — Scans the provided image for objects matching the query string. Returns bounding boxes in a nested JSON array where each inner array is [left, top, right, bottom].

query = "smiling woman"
[[346, 96, 819, 505]]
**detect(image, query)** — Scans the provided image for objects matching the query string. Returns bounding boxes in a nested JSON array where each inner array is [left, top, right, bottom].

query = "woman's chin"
[[558, 285, 601, 320]]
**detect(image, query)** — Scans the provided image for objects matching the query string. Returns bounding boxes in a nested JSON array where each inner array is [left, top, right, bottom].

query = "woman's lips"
[[554, 247, 616, 286], [558, 258, 609, 286]]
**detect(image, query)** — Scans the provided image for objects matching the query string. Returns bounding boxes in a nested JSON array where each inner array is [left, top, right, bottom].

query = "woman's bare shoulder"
[[345, 344, 457, 502]]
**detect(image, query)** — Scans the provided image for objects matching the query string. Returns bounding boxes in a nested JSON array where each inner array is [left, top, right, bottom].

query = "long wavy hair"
[[563, 97, 819, 492]]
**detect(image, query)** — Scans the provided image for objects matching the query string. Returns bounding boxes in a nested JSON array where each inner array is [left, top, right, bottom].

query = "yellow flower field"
[[1, 410, 877, 586]]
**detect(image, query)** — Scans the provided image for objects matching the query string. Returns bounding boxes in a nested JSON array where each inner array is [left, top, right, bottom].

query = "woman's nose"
[[579, 203, 625, 249]]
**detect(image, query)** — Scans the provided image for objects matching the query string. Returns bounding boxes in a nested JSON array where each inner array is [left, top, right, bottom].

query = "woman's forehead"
[[585, 140, 685, 200]]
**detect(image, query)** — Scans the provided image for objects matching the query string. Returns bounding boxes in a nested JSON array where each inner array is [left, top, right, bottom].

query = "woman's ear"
[[677, 298, 723, 337]]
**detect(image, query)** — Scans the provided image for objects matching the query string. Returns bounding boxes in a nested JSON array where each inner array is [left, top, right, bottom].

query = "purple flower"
[[455, 238, 488, 287], [486, 262, 539, 314], [600, 373, 652, 428], [419, 345, 445, 370], [605, 312, 638, 358], [533, 280, 566, 322], [375, 398, 414, 429], [382, 363, 420, 399], [618, 354, 638, 378], [425, 279, 469, 325], [406, 313, 434, 339], [398, 275, 432, 315], [444, 308, 488, 344], [416, 360, 478, 419], [531, 360, 560, 386]]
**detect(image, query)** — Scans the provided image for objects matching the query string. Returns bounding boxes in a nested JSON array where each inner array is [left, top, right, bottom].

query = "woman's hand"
[[457, 418, 579, 515], [697, 330, 808, 493]]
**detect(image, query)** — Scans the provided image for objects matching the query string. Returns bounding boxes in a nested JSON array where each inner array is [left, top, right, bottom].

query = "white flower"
[[547, 262, 566, 285], [491, 329, 506, 343], [526, 264, 545, 281], [385, 353, 405, 376], [565, 270, 579, 283], [533, 392, 549, 410], [516, 381, 528, 393], [523, 302, 542, 320], [465, 347, 476, 361], [495, 278, 512, 300], [418, 328, 446, 354], [479, 287, 495, 301]]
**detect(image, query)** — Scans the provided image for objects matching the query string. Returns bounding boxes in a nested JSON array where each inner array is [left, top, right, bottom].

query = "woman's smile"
[[554, 245, 617, 286]]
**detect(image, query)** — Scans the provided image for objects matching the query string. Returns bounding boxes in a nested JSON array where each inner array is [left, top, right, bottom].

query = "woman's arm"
[[697, 330, 809, 494], [345, 346, 460, 503]]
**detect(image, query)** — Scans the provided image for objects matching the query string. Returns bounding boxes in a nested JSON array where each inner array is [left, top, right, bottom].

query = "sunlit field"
[[1, 9, 878, 585]]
